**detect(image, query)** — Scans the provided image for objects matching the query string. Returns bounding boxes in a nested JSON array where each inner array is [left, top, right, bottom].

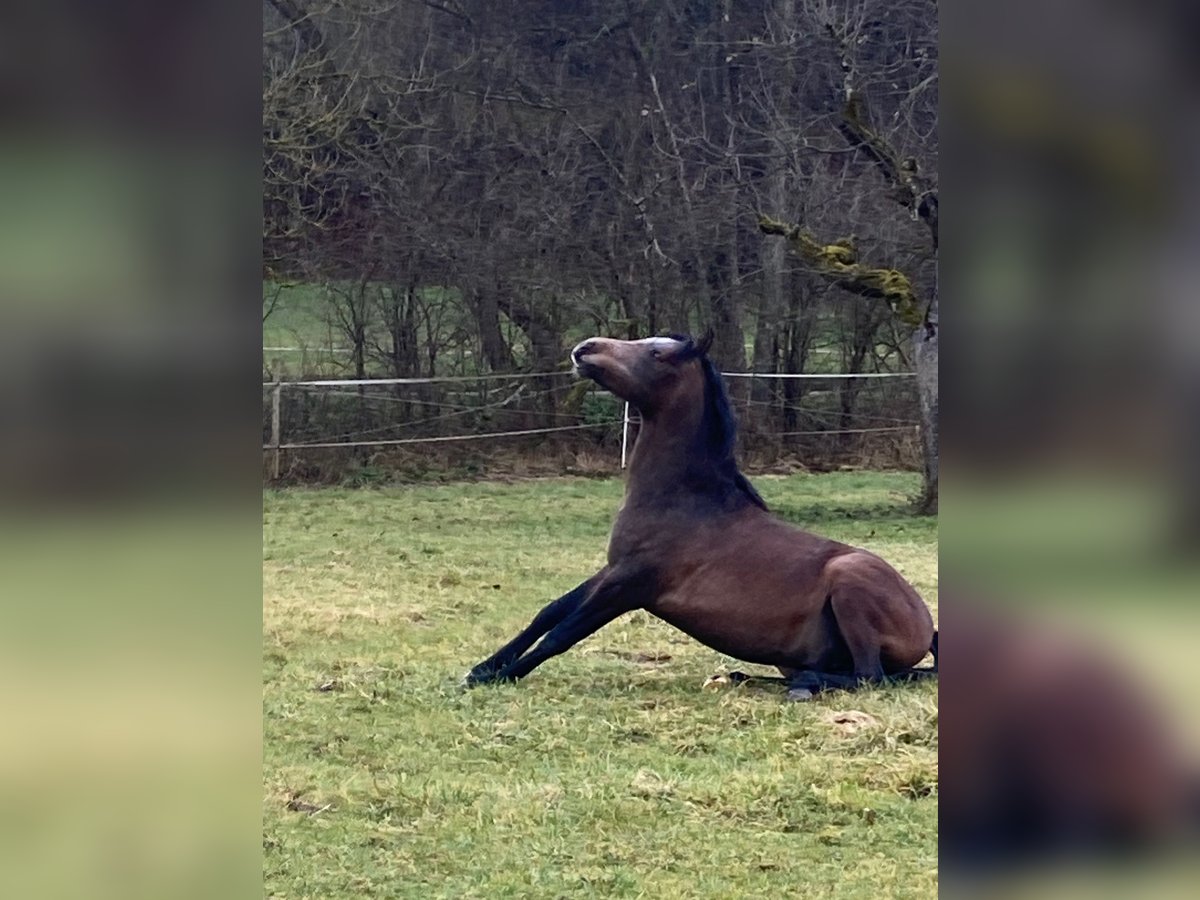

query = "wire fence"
[[263, 368, 922, 481]]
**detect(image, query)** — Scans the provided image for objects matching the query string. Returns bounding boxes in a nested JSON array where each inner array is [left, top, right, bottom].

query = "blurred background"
[[941, 0, 1200, 895], [0, 2, 261, 899], [0, 0, 1197, 897]]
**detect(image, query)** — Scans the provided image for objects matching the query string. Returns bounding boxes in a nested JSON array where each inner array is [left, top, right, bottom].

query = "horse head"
[[570, 331, 713, 415]]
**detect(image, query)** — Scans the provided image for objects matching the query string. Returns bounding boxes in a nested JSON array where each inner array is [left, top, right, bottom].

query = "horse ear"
[[696, 329, 715, 356]]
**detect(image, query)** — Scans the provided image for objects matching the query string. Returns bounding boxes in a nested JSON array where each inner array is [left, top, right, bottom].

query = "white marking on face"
[[630, 337, 684, 350], [573, 336, 682, 361]]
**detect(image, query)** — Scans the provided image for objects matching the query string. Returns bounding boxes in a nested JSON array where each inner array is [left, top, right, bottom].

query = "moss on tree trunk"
[[757, 217, 923, 327]]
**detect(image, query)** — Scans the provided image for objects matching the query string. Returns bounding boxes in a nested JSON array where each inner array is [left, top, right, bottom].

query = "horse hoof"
[[786, 687, 814, 702]]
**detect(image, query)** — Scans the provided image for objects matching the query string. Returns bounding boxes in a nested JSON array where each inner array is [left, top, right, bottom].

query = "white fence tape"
[[270, 421, 615, 450], [262, 368, 918, 458], [262, 370, 916, 388]]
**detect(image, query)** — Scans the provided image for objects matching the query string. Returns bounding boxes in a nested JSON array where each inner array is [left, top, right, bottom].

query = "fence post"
[[621, 402, 630, 469], [271, 380, 282, 480]]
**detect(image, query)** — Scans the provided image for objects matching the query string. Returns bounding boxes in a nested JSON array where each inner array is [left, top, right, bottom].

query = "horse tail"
[[929, 630, 938, 672]]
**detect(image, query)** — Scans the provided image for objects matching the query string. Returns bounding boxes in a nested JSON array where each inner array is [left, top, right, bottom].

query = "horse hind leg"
[[785, 593, 936, 699], [779, 590, 890, 700], [827, 588, 889, 682], [879, 629, 938, 683]]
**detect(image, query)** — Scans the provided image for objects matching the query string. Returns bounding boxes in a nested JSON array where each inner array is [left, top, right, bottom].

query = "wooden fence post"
[[271, 380, 282, 480]]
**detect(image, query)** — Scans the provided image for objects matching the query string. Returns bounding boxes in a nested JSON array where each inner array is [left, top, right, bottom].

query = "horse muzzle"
[[571, 339, 604, 366], [570, 338, 611, 381]]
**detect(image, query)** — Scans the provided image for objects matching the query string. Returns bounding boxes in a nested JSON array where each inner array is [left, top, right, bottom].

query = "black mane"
[[670, 333, 768, 511]]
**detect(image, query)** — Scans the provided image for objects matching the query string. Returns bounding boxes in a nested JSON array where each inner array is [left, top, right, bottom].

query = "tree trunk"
[[752, 219, 786, 431], [712, 1, 747, 375], [753, 158, 788, 356], [913, 305, 939, 514], [838, 308, 871, 454], [708, 246, 746, 371], [471, 286, 514, 373], [781, 272, 813, 432], [499, 294, 563, 428]]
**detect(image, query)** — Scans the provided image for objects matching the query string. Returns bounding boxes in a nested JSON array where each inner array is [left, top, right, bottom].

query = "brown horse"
[[464, 333, 937, 698]]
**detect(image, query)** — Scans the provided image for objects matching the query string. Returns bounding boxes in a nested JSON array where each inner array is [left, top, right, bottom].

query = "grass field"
[[263, 472, 938, 898]]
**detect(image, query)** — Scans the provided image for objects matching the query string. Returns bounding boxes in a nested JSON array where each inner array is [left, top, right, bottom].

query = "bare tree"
[[263, 0, 936, 481]]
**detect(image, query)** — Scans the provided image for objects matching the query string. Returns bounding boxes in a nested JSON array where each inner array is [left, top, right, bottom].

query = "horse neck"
[[624, 394, 722, 501]]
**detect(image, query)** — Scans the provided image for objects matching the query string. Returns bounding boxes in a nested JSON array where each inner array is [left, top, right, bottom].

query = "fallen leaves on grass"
[[286, 792, 333, 817], [822, 709, 881, 736], [630, 768, 674, 799]]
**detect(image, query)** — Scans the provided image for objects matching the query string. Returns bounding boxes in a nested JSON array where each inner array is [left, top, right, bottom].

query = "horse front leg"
[[463, 570, 606, 686], [490, 566, 652, 683]]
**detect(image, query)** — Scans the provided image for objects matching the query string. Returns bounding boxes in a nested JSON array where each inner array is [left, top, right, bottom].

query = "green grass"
[[263, 283, 331, 346], [263, 472, 938, 898], [263, 283, 349, 378]]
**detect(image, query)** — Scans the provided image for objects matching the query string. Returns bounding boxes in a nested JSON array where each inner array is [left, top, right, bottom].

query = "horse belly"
[[649, 587, 826, 669]]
